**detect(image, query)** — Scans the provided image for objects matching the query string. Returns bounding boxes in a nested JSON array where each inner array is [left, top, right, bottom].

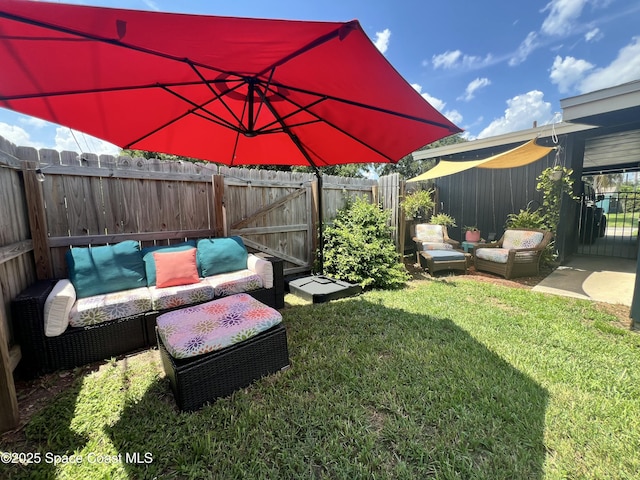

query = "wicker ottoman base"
[[419, 250, 469, 275], [157, 323, 290, 411]]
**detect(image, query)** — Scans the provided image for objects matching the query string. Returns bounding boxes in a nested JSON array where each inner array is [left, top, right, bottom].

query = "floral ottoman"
[[156, 293, 290, 410]]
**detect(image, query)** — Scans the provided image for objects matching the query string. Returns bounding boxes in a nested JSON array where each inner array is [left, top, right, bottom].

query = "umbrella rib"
[[255, 88, 318, 169], [255, 20, 359, 77], [269, 81, 459, 133], [159, 84, 240, 132], [187, 62, 246, 130], [0, 9, 235, 79], [260, 86, 397, 162], [0, 80, 223, 102]]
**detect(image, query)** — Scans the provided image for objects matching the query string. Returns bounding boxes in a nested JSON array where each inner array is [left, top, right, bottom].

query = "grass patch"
[[2, 279, 639, 479]]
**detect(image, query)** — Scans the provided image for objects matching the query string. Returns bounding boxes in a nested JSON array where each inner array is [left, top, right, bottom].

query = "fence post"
[[21, 160, 53, 280], [0, 283, 19, 432], [212, 174, 225, 237]]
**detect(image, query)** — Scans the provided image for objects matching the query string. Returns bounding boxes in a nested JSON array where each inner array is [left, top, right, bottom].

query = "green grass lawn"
[[1, 278, 639, 479], [606, 212, 638, 229]]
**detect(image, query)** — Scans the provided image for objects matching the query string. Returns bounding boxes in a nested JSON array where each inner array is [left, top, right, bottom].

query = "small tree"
[[323, 196, 409, 289]]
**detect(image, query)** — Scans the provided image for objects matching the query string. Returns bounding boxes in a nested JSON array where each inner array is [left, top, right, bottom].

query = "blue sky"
[[1, 0, 640, 155]]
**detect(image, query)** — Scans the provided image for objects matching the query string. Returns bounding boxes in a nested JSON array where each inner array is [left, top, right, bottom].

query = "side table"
[[461, 241, 485, 254]]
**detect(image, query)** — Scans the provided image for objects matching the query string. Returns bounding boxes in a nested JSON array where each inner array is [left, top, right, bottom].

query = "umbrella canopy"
[[407, 139, 556, 182], [0, 0, 461, 167]]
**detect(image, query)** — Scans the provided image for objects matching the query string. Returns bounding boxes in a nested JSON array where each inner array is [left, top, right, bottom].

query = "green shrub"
[[323, 196, 409, 289], [401, 189, 434, 219], [429, 213, 456, 227], [505, 208, 548, 229]]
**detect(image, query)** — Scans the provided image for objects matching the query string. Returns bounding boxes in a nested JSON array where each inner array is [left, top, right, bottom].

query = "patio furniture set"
[[12, 236, 290, 410], [413, 224, 552, 279]]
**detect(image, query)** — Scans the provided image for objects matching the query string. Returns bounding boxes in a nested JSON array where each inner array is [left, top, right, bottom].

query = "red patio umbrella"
[[0, 0, 461, 168]]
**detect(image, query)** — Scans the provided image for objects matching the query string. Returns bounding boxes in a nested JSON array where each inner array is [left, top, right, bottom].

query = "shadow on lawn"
[[0, 374, 89, 480], [105, 297, 549, 479], [3, 295, 548, 478]]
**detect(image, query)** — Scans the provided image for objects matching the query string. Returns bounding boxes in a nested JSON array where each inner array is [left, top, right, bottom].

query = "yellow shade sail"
[[407, 139, 555, 182]]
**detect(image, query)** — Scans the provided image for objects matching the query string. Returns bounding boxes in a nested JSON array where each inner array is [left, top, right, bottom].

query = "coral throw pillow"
[[153, 248, 200, 288]]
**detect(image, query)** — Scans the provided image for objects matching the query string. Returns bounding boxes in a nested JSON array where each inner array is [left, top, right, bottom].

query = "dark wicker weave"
[[418, 251, 469, 275], [157, 323, 290, 411], [11, 256, 285, 379], [474, 228, 553, 279]]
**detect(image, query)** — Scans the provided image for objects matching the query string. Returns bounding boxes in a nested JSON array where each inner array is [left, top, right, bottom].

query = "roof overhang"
[[413, 121, 595, 160], [561, 79, 640, 127]]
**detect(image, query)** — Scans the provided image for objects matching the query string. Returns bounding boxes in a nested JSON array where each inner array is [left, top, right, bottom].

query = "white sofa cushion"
[[247, 254, 273, 289], [205, 269, 264, 297], [69, 287, 152, 327], [44, 280, 76, 337]]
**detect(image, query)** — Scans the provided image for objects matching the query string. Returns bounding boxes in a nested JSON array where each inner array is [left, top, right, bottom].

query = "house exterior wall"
[[432, 146, 555, 245]]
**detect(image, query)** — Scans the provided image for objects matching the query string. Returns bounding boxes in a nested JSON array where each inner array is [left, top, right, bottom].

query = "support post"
[[22, 161, 53, 280], [0, 283, 19, 432], [631, 240, 640, 329], [212, 174, 225, 237]]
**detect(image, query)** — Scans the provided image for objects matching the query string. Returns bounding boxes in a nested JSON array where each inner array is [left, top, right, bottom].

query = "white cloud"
[[549, 37, 640, 95], [549, 55, 594, 93], [411, 83, 446, 111], [477, 90, 552, 139], [0, 122, 41, 148], [54, 128, 121, 155], [458, 77, 491, 101], [374, 28, 391, 54], [577, 36, 640, 93], [509, 31, 540, 66], [444, 110, 463, 126], [585, 27, 602, 42], [432, 50, 493, 70], [21, 116, 49, 129], [142, 0, 161, 11], [432, 50, 461, 69], [510, 0, 610, 65], [541, 0, 589, 36]]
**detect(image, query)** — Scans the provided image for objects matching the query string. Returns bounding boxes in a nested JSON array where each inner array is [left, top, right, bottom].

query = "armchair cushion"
[[419, 242, 453, 251], [475, 248, 509, 264], [415, 224, 445, 243], [502, 230, 544, 250]]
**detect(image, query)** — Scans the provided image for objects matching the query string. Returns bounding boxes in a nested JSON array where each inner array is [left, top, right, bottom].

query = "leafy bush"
[[323, 196, 409, 289], [505, 208, 548, 229], [429, 213, 456, 227], [401, 189, 434, 218]]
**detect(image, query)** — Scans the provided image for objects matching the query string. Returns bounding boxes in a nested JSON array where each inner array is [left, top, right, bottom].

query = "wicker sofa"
[[11, 236, 284, 378]]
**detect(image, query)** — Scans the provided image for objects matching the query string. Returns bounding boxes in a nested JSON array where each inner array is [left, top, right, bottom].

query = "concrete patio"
[[532, 255, 636, 306]]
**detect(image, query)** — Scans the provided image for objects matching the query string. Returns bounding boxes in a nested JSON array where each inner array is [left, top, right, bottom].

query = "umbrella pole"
[[314, 168, 324, 274]]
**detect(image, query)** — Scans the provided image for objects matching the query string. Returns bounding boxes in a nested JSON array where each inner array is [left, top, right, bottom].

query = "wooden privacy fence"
[[0, 135, 402, 431]]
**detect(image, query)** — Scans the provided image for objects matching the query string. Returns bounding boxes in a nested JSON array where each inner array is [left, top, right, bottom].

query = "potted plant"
[[401, 189, 434, 219], [464, 225, 481, 242], [429, 213, 456, 227]]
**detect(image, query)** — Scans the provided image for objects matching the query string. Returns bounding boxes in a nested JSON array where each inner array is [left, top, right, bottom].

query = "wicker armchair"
[[412, 224, 460, 263], [474, 228, 552, 279]]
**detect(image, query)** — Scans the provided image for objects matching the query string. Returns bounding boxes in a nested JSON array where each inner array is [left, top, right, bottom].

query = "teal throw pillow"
[[197, 237, 248, 277], [66, 240, 146, 298], [142, 240, 197, 286]]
